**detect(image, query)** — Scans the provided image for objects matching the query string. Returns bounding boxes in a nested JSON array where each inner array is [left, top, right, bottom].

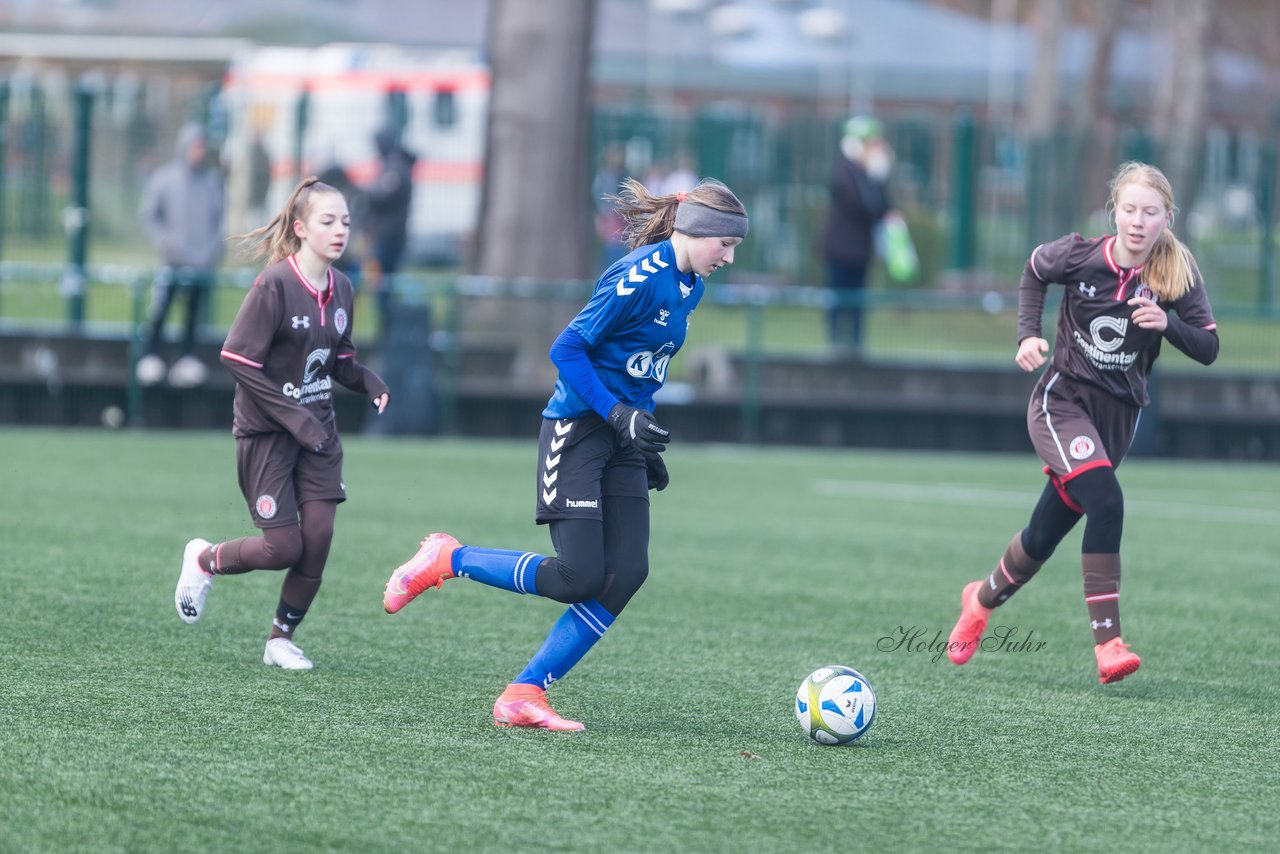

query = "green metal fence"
[[2, 263, 1276, 438]]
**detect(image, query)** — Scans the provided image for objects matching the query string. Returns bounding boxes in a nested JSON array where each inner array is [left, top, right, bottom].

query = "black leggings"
[[536, 495, 650, 616], [1022, 466, 1125, 559]]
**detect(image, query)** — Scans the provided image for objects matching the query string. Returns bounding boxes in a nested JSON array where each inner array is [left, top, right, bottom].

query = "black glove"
[[645, 453, 669, 492], [607, 403, 670, 455]]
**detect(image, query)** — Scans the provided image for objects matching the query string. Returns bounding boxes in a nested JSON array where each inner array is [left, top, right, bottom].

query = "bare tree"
[[1025, 0, 1068, 242], [1153, 0, 1213, 214], [1068, 0, 1123, 222], [474, 0, 595, 280], [468, 0, 597, 382]]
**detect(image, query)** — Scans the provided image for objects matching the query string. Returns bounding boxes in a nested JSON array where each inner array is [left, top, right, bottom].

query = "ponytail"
[[608, 177, 746, 250], [232, 176, 342, 265]]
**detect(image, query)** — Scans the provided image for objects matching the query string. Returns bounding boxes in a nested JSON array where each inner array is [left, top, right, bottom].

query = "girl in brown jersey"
[[173, 177, 390, 670], [947, 162, 1218, 684]]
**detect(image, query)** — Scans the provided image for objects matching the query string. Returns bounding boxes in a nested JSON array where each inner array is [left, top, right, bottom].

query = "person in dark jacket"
[[820, 116, 894, 352], [365, 127, 417, 336]]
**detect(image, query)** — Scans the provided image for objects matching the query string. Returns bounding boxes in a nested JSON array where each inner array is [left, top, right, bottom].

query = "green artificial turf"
[[2, 428, 1277, 852]]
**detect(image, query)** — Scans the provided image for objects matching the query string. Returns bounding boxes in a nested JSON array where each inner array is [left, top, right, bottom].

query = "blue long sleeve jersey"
[[543, 239, 703, 420]]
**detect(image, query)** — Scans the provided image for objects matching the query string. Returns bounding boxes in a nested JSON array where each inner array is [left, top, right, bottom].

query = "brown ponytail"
[[608, 177, 746, 250], [232, 176, 343, 265]]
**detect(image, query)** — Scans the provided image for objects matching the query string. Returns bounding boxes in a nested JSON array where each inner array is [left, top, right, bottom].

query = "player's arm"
[[1014, 251, 1051, 371], [548, 327, 618, 419], [331, 298, 391, 411], [1161, 271, 1219, 366], [332, 354, 390, 412], [549, 327, 669, 455], [1160, 312, 1218, 365]]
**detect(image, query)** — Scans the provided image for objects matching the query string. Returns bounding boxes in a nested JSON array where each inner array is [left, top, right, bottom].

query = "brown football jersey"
[[220, 256, 387, 446], [1017, 233, 1217, 407]]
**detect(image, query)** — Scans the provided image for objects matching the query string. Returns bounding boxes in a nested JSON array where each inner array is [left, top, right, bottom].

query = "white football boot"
[[174, 538, 213, 624], [263, 638, 314, 671]]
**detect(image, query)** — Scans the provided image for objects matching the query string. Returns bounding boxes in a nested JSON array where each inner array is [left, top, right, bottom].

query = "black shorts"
[[236, 426, 345, 529], [534, 414, 647, 524], [1027, 371, 1139, 482]]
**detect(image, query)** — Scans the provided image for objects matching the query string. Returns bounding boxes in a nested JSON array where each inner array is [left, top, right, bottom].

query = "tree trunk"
[[1025, 0, 1067, 242], [469, 0, 596, 382], [1069, 0, 1122, 224], [1163, 0, 1213, 218], [475, 0, 594, 279]]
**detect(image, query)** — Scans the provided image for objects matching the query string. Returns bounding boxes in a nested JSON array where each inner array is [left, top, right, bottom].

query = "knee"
[[597, 556, 649, 614], [1020, 527, 1058, 562], [263, 527, 304, 569], [548, 556, 607, 604], [1087, 488, 1124, 520]]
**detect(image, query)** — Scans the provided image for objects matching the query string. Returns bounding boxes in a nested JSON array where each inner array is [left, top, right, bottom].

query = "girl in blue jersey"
[[383, 178, 747, 730]]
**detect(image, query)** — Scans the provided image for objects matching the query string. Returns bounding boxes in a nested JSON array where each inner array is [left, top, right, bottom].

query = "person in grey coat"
[[136, 122, 225, 387]]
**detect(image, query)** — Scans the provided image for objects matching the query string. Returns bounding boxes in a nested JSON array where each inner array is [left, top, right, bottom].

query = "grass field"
[[2, 428, 1278, 852]]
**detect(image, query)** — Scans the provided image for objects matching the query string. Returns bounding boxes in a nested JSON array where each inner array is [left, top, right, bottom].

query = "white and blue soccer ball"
[[794, 665, 876, 745]]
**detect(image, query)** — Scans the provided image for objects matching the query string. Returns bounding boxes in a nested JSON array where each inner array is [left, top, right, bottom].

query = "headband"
[[674, 199, 749, 239]]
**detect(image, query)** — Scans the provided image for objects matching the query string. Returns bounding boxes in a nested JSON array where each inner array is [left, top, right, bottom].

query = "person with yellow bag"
[[820, 116, 913, 352]]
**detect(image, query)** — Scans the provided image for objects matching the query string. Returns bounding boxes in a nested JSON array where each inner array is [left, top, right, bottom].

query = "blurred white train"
[[220, 42, 489, 266]]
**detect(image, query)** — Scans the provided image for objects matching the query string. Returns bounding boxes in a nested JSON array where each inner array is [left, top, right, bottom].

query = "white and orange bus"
[[221, 42, 489, 266]]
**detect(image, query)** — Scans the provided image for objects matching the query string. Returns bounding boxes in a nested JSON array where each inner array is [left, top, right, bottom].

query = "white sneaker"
[[136, 353, 167, 386], [174, 538, 213, 624], [168, 355, 208, 388], [263, 637, 314, 671]]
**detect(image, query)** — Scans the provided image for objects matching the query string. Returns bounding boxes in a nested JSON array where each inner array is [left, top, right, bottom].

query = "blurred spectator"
[[821, 116, 895, 353], [592, 142, 627, 268], [136, 122, 225, 387], [316, 160, 364, 277], [661, 150, 699, 195], [247, 132, 272, 223], [364, 126, 417, 337]]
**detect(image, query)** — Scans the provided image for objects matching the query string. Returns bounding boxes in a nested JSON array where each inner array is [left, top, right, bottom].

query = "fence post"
[[740, 293, 765, 443], [292, 87, 310, 183], [437, 277, 460, 435], [1259, 107, 1279, 315], [0, 79, 9, 265], [127, 272, 148, 426], [63, 79, 94, 328], [949, 108, 976, 270]]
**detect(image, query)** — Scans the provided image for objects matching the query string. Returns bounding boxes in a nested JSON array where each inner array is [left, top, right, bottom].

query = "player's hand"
[[1128, 295, 1168, 331], [608, 403, 670, 455], [645, 453, 669, 492], [1015, 336, 1049, 372], [371, 392, 390, 414]]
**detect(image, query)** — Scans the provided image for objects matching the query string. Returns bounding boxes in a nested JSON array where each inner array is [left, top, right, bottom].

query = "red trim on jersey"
[[287, 255, 335, 326], [1103, 236, 1144, 300], [221, 349, 264, 369], [337, 352, 354, 360]]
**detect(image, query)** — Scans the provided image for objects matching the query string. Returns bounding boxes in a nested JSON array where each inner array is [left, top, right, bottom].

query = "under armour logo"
[[292, 315, 310, 329], [1091, 618, 1113, 630], [1078, 282, 1096, 297]]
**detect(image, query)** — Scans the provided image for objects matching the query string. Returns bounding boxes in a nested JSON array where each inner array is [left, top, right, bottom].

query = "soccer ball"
[[794, 665, 876, 745]]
